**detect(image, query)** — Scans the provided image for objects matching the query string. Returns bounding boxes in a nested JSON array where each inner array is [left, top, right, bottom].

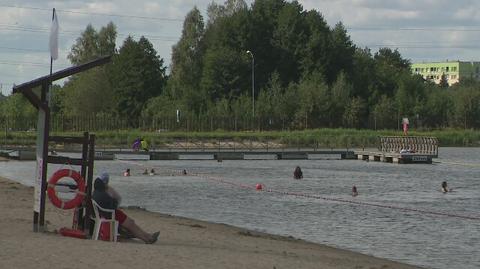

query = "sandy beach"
[[0, 172, 423, 269]]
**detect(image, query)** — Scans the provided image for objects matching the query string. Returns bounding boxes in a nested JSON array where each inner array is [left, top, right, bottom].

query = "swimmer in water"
[[352, 185, 358, 197], [441, 181, 449, 193], [293, 166, 303, 179]]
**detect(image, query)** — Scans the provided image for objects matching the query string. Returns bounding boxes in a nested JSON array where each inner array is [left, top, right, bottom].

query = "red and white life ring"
[[47, 169, 86, 210]]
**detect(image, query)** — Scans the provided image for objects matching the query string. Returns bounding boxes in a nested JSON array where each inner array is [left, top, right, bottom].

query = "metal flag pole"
[[35, 7, 57, 232], [48, 8, 56, 104]]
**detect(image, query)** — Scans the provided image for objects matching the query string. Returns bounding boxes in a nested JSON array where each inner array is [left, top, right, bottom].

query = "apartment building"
[[411, 61, 480, 86]]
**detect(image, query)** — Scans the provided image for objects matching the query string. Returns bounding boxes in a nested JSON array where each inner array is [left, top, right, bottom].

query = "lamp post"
[[246, 50, 255, 117]]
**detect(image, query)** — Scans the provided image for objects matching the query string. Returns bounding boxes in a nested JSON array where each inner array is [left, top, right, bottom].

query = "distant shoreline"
[[2, 128, 480, 150]]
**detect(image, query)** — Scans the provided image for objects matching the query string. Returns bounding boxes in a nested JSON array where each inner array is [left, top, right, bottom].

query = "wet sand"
[[0, 175, 423, 269]]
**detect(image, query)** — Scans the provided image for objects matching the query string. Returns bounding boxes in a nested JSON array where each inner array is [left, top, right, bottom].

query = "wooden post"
[[77, 132, 89, 230], [35, 82, 50, 232], [84, 134, 95, 232]]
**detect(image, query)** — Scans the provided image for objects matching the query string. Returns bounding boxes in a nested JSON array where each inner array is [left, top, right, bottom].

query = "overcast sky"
[[1, 0, 480, 95]]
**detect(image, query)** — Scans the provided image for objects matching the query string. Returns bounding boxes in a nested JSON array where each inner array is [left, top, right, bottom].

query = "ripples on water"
[[1, 147, 479, 269]]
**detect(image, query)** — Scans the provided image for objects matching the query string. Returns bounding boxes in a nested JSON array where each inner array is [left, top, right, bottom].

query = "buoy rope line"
[[118, 160, 480, 221], [434, 161, 480, 167]]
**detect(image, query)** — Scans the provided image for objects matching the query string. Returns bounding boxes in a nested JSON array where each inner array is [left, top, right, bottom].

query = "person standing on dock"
[[132, 137, 141, 151], [141, 138, 149, 152], [402, 118, 409, 136]]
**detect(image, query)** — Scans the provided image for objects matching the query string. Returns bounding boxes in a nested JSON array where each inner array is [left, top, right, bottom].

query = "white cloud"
[[300, 0, 480, 64]]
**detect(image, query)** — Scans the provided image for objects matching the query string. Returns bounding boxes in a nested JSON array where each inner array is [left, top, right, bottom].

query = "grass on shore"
[[1, 128, 480, 149]]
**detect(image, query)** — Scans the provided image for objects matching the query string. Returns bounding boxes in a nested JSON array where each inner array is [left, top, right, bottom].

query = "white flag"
[[49, 8, 59, 60]]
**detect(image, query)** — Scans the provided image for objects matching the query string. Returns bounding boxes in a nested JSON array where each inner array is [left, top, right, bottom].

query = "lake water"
[[1, 147, 479, 269]]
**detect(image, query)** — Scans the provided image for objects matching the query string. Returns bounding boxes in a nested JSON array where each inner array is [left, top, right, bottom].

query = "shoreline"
[[0, 175, 423, 269], [3, 128, 480, 148]]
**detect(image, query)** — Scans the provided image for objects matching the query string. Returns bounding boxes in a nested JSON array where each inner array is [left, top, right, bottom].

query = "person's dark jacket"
[[92, 178, 118, 210]]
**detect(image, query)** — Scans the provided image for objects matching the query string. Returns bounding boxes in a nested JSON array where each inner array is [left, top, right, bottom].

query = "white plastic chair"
[[91, 200, 118, 242]]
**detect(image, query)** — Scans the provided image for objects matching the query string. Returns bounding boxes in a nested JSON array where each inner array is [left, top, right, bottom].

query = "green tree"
[[395, 73, 425, 119], [421, 86, 452, 128], [374, 48, 410, 70], [112, 36, 167, 126], [202, 0, 252, 102], [372, 95, 397, 130], [271, 1, 306, 84], [63, 23, 117, 116], [0, 93, 36, 119], [208, 98, 233, 130], [343, 97, 366, 128], [169, 7, 205, 104], [263, 72, 288, 128], [231, 93, 254, 129], [294, 72, 329, 128], [62, 69, 115, 116], [451, 85, 480, 128], [68, 22, 117, 65], [207, 0, 247, 26], [98, 22, 117, 56], [256, 72, 296, 129], [299, 9, 330, 79], [142, 95, 178, 119], [439, 74, 449, 88], [200, 47, 246, 102], [330, 71, 352, 126], [256, 85, 275, 130], [248, 0, 288, 91], [372, 48, 411, 99], [49, 84, 65, 114], [326, 22, 356, 84], [351, 47, 376, 101]]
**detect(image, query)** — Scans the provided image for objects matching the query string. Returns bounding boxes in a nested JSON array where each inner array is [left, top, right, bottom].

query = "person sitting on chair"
[[92, 172, 159, 244], [123, 169, 130, 177]]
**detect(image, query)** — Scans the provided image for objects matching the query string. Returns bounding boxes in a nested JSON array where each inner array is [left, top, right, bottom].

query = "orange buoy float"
[[47, 169, 86, 210], [256, 183, 263, 190]]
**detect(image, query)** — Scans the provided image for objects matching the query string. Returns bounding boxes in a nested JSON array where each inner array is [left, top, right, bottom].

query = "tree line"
[[1, 0, 480, 131]]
